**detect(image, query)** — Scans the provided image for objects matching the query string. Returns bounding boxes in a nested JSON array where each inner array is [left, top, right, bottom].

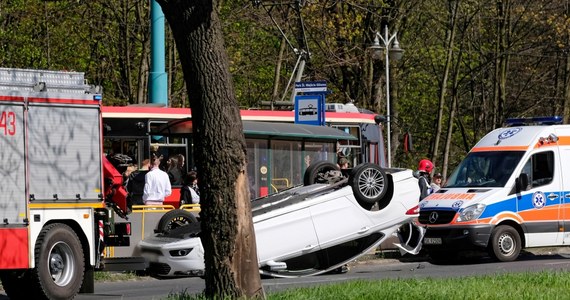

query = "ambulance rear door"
[[555, 127, 570, 245]]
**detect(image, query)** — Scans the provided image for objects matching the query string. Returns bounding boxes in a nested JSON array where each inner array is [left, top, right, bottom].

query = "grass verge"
[[167, 270, 570, 300]]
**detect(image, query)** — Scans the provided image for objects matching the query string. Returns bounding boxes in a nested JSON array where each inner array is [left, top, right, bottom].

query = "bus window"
[[247, 139, 269, 199], [271, 140, 302, 192], [305, 141, 336, 166], [149, 121, 189, 180]]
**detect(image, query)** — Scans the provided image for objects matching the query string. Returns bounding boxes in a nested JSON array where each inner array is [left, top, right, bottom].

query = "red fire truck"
[[0, 68, 143, 299]]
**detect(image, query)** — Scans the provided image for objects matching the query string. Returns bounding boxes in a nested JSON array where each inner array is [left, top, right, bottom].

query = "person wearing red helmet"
[[417, 159, 434, 200]]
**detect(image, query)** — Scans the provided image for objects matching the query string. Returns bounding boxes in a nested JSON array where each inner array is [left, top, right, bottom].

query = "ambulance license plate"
[[423, 237, 442, 245]]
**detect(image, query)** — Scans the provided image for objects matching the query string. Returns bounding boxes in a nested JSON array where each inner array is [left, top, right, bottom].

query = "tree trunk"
[[133, 0, 150, 104], [431, 0, 459, 171], [564, 2, 570, 124], [271, 36, 286, 109], [156, 0, 263, 298], [493, 0, 509, 128]]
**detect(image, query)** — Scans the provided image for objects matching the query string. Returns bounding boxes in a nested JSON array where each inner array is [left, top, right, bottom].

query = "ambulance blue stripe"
[[479, 192, 565, 219]]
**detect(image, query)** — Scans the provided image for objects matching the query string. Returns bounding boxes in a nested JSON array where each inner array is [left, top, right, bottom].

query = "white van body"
[[419, 118, 570, 262]]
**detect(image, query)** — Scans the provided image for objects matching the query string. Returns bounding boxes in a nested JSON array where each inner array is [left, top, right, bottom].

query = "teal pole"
[[149, 0, 167, 106]]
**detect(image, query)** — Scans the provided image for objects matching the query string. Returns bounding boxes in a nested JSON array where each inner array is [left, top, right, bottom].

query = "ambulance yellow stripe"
[[471, 146, 529, 152]]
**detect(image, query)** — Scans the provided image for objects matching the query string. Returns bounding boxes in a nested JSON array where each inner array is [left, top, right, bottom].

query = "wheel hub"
[[498, 234, 514, 255], [50, 253, 64, 274]]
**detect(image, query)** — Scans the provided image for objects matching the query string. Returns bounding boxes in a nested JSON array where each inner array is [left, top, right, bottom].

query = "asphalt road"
[[2, 249, 570, 300]]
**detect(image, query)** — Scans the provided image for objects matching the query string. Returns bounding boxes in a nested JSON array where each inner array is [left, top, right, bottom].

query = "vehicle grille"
[[149, 262, 171, 275], [418, 210, 456, 225], [141, 248, 162, 256]]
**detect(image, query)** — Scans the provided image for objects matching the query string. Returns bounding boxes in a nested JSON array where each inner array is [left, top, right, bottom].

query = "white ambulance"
[[419, 116, 570, 262]]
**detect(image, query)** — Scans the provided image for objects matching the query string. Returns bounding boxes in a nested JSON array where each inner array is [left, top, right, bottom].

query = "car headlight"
[[456, 203, 486, 222], [169, 248, 193, 257]]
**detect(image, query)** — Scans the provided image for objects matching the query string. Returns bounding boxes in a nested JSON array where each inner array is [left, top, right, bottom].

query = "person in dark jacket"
[[417, 159, 434, 200], [180, 171, 200, 206], [127, 159, 150, 206]]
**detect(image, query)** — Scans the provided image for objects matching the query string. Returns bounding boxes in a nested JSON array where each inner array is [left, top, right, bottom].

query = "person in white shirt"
[[143, 156, 172, 205]]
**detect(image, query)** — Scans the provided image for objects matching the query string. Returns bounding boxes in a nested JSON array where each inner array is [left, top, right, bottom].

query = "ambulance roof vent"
[[505, 116, 562, 127]]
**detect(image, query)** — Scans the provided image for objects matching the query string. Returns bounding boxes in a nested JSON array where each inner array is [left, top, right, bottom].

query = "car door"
[[308, 190, 374, 250], [254, 206, 320, 264], [517, 149, 562, 247]]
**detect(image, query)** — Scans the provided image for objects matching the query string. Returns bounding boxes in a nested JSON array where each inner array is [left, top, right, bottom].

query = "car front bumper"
[[139, 237, 205, 278]]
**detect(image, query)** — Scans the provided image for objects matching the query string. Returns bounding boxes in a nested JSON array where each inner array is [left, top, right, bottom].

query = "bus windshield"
[[445, 151, 525, 188]]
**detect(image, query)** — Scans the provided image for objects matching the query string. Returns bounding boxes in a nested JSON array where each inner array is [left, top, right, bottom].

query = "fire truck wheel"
[[488, 225, 522, 262], [156, 209, 198, 234], [31, 223, 85, 300], [0, 270, 33, 299]]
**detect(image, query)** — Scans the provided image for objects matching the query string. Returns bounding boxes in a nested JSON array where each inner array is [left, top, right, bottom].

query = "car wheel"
[[488, 225, 521, 262], [303, 161, 341, 185], [156, 209, 198, 233], [348, 163, 388, 205], [31, 223, 85, 300]]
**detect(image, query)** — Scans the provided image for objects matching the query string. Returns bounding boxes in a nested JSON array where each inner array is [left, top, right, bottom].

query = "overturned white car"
[[138, 162, 424, 278]]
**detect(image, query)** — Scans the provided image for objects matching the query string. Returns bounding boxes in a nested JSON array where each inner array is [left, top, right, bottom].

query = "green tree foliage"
[[3, 0, 570, 172]]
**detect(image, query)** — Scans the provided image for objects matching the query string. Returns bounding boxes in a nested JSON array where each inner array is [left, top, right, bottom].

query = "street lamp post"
[[368, 25, 403, 168]]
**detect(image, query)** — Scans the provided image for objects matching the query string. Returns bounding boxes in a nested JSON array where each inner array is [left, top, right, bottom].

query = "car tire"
[[303, 161, 341, 185], [488, 225, 521, 262], [156, 209, 198, 234], [348, 163, 388, 205]]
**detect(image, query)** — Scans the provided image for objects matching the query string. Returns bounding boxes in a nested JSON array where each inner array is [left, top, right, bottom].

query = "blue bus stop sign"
[[295, 94, 325, 126]]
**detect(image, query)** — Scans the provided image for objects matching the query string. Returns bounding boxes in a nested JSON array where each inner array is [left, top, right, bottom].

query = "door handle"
[[547, 193, 559, 200], [358, 227, 370, 234], [302, 244, 316, 251]]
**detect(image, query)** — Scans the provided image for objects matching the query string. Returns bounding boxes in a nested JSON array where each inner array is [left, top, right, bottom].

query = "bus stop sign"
[[295, 94, 325, 126], [294, 81, 327, 126]]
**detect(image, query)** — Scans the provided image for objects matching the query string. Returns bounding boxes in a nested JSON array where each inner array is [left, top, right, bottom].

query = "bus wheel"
[[348, 163, 388, 205], [156, 209, 198, 234], [489, 225, 521, 262], [31, 223, 85, 300], [0, 270, 33, 299], [303, 161, 341, 185]]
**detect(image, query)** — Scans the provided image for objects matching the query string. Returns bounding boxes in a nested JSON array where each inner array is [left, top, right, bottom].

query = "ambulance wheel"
[[0, 270, 33, 299], [31, 223, 85, 300], [303, 161, 341, 185], [488, 225, 521, 262], [348, 163, 388, 205], [156, 209, 198, 234]]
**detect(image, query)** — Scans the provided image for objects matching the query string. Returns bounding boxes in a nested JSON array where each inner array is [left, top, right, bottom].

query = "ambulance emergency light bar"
[[505, 116, 562, 127]]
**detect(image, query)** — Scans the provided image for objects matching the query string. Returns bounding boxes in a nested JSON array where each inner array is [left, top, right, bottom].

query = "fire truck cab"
[[0, 68, 141, 299]]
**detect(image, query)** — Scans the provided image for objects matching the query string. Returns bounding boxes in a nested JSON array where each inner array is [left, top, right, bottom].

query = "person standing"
[[143, 156, 172, 205], [338, 157, 349, 169], [180, 171, 200, 205], [167, 154, 185, 185], [417, 159, 434, 200], [127, 159, 150, 206], [431, 173, 443, 193]]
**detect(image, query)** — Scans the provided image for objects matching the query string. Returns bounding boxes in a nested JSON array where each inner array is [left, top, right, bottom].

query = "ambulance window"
[[526, 151, 554, 188]]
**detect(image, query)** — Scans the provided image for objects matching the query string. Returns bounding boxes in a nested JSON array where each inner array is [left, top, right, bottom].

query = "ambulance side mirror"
[[516, 173, 529, 193]]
